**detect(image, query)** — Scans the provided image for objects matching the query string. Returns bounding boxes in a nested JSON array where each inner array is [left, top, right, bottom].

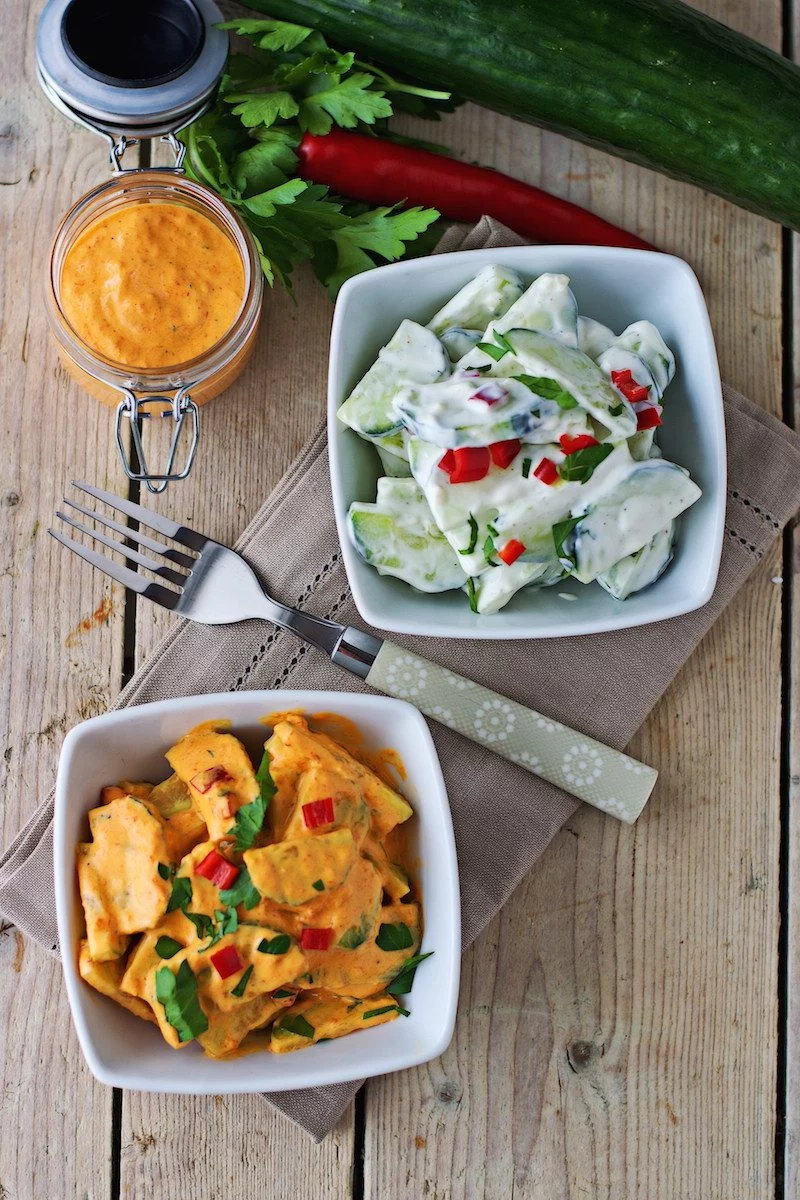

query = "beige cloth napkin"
[[2, 218, 800, 1141]]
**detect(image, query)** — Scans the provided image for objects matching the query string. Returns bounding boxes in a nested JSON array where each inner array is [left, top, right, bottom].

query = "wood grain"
[[786, 9, 800, 1197], [0, 0, 789, 1196], [0, 3, 128, 1198], [363, 1, 785, 1196]]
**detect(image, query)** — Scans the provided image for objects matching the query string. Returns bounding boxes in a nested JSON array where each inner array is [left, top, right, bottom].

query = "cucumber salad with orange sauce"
[[338, 265, 701, 614]]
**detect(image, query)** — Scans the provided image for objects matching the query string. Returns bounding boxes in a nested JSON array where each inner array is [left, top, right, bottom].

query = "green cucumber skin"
[[248, 0, 800, 229]]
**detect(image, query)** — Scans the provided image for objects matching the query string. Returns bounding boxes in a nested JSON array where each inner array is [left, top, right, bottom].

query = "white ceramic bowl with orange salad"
[[54, 690, 460, 1093]]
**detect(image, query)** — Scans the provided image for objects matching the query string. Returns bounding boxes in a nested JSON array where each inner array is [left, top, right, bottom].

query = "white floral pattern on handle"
[[366, 642, 657, 824]]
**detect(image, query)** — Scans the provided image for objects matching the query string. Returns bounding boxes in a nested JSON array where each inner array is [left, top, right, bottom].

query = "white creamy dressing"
[[577, 315, 616, 359], [394, 376, 584, 448]]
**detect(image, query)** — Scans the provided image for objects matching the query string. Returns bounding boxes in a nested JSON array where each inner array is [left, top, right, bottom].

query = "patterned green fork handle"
[[365, 643, 656, 824]]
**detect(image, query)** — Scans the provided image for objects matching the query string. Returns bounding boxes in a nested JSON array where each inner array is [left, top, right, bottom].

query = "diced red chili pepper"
[[195, 849, 240, 890], [533, 457, 559, 485], [611, 368, 650, 404], [559, 433, 599, 454], [448, 446, 491, 484], [489, 438, 521, 469], [472, 381, 508, 406], [626, 383, 650, 403], [302, 796, 335, 829], [498, 539, 526, 565], [210, 944, 243, 980], [438, 449, 456, 475], [189, 765, 232, 794], [636, 406, 663, 430], [299, 927, 334, 951]]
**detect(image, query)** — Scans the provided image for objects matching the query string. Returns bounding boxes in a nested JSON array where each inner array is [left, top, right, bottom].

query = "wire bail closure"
[[114, 388, 200, 495]]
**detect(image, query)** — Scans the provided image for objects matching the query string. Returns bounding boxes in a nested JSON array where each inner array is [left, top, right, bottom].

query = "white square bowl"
[[328, 245, 726, 639], [54, 690, 460, 1093]]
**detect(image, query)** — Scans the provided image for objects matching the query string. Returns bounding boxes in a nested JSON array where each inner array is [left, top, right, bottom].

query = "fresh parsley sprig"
[[181, 18, 451, 295]]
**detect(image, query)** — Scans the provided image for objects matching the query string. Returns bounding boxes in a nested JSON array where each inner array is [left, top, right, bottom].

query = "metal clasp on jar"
[[114, 387, 200, 495]]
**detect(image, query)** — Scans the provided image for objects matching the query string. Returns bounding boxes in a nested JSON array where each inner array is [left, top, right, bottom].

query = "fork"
[[50, 482, 657, 823]]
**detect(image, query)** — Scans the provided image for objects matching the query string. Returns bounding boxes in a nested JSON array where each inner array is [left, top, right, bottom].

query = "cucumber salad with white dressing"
[[338, 265, 701, 615]]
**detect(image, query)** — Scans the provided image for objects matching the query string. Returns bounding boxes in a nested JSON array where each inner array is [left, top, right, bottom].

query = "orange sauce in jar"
[[60, 201, 245, 370]]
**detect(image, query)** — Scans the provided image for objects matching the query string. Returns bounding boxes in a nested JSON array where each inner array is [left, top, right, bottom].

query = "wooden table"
[[1, 1, 795, 1196]]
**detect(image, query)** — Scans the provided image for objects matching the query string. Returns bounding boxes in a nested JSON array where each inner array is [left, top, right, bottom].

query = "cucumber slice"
[[492, 273, 579, 346], [577, 315, 616, 359], [440, 327, 483, 362], [337, 319, 449, 439], [497, 327, 637, 440], [597, 522, 676, 599], [628, 429, 656, 462], [470, 559, 544, 614], [427, 265, 525, 336], [374, 432, 412, 477], [395, 375, 572, 448], [559, 459, 701, 583], [613, 320, 675, 395], [348, 479, 466, 592], [597, 345, 659, 399]]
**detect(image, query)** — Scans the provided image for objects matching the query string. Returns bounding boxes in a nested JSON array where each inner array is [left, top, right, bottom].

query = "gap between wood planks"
[[777, 6, 796, 1197]]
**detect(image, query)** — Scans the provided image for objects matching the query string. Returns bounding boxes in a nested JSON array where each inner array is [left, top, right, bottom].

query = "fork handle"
[[363, 642, 656, 824]]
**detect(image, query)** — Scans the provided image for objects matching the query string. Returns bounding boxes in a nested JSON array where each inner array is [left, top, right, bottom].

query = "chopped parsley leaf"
[[231, 964, 254, 998], [258, 933, 291, 955], [155, 936, 183, 959]]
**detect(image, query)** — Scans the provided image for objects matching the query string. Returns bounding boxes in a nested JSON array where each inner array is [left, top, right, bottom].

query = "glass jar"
[[46, 171, 263, 491], [36, 0, 259, 492]]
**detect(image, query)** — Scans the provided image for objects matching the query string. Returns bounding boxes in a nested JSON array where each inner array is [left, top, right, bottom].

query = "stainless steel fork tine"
[[72, 481, 209, 552], [55, 512, 189, 588], [63, 498, 197, 569], [48, 529, 181, 609]]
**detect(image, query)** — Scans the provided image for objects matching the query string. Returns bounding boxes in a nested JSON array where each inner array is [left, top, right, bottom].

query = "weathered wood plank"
[[0, 4, 129, 1198], [363, 0, 784, 1195], [785, 8, 799, 1197]]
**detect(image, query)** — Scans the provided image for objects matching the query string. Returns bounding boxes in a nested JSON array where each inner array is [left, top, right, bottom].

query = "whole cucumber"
[[243, 0, 800, 228]]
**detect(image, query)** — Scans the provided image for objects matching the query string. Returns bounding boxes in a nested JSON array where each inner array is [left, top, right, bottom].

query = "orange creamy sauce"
[[60, 201, 245, 369]]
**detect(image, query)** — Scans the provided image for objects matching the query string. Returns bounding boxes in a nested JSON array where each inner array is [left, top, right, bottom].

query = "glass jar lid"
[[36, 0, 228, 136]]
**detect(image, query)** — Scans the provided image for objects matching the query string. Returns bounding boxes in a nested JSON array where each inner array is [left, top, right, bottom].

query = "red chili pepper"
[[489, 438, 521, 469], [302, 797, 335, 829], [611, 369, 650, 404], [636, 406, 663, 430], [448, 446, 491, 484], [438, 449, 456, 475], [189, 765, 232, 794], [498, 539, 526, 565], [299, 927, 334, 951], [297, 131, 655, 251], [195, 849, 240, 890], [210, 944, 243, 980], [533, 458, 559, 485], [472, 381, 508, 406], [559, 433, 599, 454]]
